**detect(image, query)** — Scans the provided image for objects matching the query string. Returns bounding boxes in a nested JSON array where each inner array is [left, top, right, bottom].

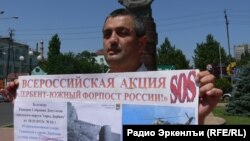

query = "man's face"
[[103, 15, 145, 72]]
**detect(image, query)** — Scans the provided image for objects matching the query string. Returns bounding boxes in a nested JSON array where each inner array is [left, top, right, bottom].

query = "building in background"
[[95, 49, 108, 66], [234, 44, 250, 61], [0, 37, 40, 87]]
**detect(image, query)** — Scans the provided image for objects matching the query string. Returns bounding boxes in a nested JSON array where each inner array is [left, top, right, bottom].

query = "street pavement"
[[0, 128, 13, 141], [0, 103, 14, 141], [0, 103, 14, 127]]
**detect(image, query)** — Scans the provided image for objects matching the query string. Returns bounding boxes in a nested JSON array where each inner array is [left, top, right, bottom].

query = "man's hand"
[[196, 71, 222, 124], [0, 79, 19, 103]]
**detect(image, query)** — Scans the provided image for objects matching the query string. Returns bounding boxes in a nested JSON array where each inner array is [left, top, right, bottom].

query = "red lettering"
[[22, 80, 27, 88], [170, 71, 197, 103], [187, 71, 196, 102]]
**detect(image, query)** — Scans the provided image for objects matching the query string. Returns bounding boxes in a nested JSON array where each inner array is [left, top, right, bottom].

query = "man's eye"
[[103, 30, 112, 39], [116, 28, 130, 37]]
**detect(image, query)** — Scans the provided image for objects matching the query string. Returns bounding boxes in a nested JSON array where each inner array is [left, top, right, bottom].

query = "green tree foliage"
[[50, 52, 76, 74], [215, 78, 232, 94], [47, 34, 61, 58], [44, 34, 62, 74], [43, 34, 103, 74], [157, 37, 189, 69], [75, 51, 104, 73], [45, 51, 103, 74], [225, 62, 250, 116], [193, 34, 227, 71]]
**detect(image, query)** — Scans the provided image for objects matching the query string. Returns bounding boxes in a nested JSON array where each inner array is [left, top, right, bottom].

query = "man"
[[103, 8, 147, 72], [1, 8, 222, 124], [103, 8, 222, 124]]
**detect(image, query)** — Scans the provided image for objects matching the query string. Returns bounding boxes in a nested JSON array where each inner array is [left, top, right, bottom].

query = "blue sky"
[[1, 0, 249, 63], [122, 104, 195, 125]]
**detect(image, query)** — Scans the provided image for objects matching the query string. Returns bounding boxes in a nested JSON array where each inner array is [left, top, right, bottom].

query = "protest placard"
[[14, 70, 199, 141]]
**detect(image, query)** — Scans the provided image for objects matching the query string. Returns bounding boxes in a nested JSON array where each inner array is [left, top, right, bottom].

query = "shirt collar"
[[106, 63, 147, 73]]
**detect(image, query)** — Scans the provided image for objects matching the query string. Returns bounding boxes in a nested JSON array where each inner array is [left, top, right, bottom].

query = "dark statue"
[[118, 0, 153, 17], [118, 0, 153, 9]]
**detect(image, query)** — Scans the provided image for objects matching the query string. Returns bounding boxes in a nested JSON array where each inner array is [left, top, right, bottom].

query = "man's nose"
[[109, 32, 118, 43]]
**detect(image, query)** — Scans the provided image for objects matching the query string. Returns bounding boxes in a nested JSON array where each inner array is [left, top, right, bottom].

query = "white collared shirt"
[[136, 63, 147, 72], [107, 63, 147, 73]]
